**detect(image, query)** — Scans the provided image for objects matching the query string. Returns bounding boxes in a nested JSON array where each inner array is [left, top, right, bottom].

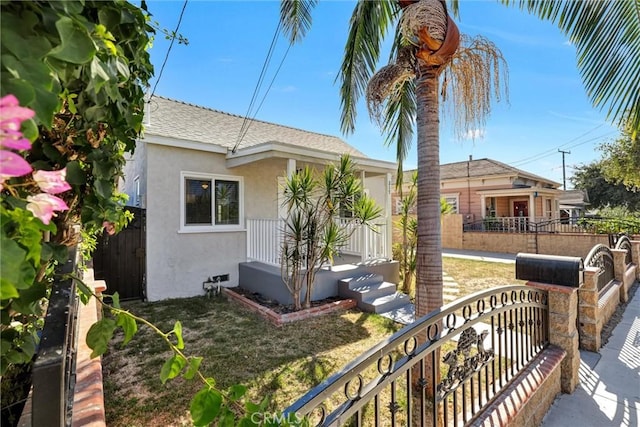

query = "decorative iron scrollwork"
[[437, 328, 494, 398]]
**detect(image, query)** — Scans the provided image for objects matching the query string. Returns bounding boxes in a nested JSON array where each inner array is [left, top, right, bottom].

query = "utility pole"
[[558, 149, 571, 190]]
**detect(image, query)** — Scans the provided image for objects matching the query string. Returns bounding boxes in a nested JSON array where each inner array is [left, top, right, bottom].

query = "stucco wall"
[[146, 145, 249, 301], [120, 140, 147, 207]]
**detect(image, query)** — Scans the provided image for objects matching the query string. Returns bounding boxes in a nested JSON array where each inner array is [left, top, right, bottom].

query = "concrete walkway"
[[542, 284, 640, 427]]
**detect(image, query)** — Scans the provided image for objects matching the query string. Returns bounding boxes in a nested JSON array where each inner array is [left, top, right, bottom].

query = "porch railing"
[[464, 216, 640, 235], [284, 285, 549, 426], [246, 218, 388, 266]]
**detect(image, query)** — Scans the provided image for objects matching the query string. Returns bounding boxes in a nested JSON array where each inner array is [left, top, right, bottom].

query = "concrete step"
[[378, 302, 415, 325], [338, 274, 385, 291], [339, 280, 397, 301], [361, 292, 411, 314]]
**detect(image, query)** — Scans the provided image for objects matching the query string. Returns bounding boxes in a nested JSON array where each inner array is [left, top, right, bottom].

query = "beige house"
[[393, 157, 562, 226], [121, 96, 397, 301]]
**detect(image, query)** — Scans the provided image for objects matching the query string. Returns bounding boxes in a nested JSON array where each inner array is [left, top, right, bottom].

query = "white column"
[[529, 193, 536, 223], [286, 158, 296, 177], [386, 173, 393, 260], [480, 196, 486, 219]]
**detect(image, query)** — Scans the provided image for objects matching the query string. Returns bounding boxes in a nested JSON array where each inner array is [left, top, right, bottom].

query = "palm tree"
[[498, 0, 640, 137], [281, 0, 507, 318]]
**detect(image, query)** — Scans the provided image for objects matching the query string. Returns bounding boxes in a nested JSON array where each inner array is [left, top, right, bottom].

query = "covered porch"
[[478, 187, 561, 225]]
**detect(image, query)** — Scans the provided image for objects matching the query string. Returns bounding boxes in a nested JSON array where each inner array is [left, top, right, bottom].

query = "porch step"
[[338, 275, 395, 300], [361, 292, 411, 314]]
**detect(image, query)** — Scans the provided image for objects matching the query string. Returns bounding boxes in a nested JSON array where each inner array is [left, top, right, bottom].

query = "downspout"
[[467, 155, 472, 220]]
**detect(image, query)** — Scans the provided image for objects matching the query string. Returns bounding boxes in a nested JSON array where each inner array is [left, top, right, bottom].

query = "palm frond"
[[502, 0, 640, 134], [440, 34, 509, 140], [338, 0, 398, 135], [279, 0, 318, 44]]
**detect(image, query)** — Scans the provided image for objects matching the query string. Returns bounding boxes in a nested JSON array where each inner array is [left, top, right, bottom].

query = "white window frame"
[[179, 171, 244, 233], [442, 193, 459, 213]]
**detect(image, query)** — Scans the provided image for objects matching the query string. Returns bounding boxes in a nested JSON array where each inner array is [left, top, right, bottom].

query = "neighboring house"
[[559, 189, 590, 220], [393, 157, 562, 223], [121, 96, 397, 301]]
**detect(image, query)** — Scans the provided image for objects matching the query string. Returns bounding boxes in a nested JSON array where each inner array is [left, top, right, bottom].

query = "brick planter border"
[[222, 288, 357, 326]]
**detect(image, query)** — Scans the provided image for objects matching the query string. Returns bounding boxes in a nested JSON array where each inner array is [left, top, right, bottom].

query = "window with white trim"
[[442, 194, 459, 213], [180, 172, 243, 232]]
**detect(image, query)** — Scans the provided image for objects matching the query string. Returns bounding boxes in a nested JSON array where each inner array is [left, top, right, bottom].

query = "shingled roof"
[[144, 96, 366, 157], [440, 158, 557, 185]]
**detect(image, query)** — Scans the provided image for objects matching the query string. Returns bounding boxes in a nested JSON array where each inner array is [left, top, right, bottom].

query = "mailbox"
[[515, 253, 584, 287]]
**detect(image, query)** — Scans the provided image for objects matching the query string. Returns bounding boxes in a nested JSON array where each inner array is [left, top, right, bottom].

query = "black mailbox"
[[515, 253, 584, 287]]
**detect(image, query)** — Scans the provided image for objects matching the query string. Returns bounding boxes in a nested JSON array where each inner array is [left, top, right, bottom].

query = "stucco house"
[[393, 157, 563, 226], [120, 96, 397, 301]]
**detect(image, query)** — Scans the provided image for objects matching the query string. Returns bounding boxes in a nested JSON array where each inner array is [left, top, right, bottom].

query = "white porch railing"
[[246, 218, 389, 266]]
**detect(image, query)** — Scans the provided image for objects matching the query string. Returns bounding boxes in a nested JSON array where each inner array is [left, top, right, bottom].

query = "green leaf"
[[184, 356, 203, 380], [159, 354, 186, 384], [0, 235, 35, 296], [86, 318, 117, 358], [116, 312, 137, 346], [111, 292, 121, 309], [172, 321, 184, 349], [75, 279, 93, 305], [94, 179, 113, 199], [48, 17, 97, 64], [238, 417, 259, 427], [228, 384, 247, 401], [190, 387, 223, 426], [65, 161, 86, 185], [218, 408, 235, 427]]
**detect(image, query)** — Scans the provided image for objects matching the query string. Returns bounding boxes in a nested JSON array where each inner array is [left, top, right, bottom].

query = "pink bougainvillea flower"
[[33, 168, 72, 194], [103, 221, 116, 235], [0, 149, 33, 189], [26, 193, 69, 225], [0, 94, 35, 151]]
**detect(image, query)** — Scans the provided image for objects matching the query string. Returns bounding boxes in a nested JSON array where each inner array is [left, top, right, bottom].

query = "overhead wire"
[[149, 0, 189, 100], [232, 20, 287, 153]]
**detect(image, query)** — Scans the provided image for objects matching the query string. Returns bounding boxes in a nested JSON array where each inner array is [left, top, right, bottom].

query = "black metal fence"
[[464, 217, 640, 235], [31, 247, 79, 427], [284, 285, 549, 426]]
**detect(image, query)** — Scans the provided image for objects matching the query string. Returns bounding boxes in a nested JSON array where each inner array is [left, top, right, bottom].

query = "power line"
[[232, 21, 284, 153], [149, 0, 188, 100]]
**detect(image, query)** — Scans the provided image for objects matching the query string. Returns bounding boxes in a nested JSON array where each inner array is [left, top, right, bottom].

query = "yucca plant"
[[280, 155, 382, 311]]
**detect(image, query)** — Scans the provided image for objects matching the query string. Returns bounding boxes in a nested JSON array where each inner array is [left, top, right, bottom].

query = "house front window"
[[180, 172, 243, 232]]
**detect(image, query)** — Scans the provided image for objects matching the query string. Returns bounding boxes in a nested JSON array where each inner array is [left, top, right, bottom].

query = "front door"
[[513, 201, 528, 217]]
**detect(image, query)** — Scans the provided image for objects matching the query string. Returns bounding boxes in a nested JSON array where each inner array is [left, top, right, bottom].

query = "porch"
[[246, 217, 392, 266]]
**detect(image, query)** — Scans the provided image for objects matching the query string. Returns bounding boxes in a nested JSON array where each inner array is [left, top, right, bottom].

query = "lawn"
[[102, 258, 520, 426]]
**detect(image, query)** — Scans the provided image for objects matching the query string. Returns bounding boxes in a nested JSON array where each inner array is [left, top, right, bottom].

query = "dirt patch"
[[600, 281, 638, 346], [229, 287, 342, 314]]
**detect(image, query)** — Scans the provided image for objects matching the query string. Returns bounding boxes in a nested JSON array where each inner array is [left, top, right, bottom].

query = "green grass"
[[103, 259, 520, 426], [102, 297, 401, 426]]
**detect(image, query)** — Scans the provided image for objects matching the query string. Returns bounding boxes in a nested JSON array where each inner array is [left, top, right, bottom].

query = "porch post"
[[529, 193, 536, 222], [286, 158, 296, 177], [480, 196, 486, 219], [386, 172, 393, 260]]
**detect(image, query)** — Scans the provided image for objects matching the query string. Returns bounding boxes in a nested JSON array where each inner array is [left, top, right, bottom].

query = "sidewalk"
[[442, 248, 516, 264], [542, 284, 640, 427]]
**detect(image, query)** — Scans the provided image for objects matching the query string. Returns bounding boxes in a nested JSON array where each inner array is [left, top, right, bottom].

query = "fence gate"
[[93, 207, 145, 300]]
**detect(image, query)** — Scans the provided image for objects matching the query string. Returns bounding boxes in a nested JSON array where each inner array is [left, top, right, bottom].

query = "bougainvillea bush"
[[0, 0, 153, 375]]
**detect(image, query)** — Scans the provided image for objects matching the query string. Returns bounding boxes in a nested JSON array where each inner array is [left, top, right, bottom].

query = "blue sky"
[[145, 0, 620, 188]]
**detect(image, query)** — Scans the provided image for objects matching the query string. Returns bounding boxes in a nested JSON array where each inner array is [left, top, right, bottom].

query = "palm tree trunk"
[[414, 66, 443, 319], [413, 62, 444, 410]]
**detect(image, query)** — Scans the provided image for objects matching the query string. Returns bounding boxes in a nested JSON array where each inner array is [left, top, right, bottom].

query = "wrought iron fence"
[[463, 217, 640, 235], [614, 235, 633, 266], [284, 285, 549, 426], [584, 244, 615, 292], [31, 247, 79, 427]]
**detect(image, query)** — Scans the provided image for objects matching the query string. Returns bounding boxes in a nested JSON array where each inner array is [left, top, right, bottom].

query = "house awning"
[[225, 141, 397, 175]]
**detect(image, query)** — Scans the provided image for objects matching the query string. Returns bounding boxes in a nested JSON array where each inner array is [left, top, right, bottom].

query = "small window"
[[442, 194, 459, 213], [180, 172, 243, 232]]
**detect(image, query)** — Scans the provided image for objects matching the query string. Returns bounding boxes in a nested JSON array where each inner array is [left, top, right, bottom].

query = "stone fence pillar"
[[632, 240, 640, 280], [612, 248, 630, 303], [577, 267, 601, 352], [527, 282, 580, 393]]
